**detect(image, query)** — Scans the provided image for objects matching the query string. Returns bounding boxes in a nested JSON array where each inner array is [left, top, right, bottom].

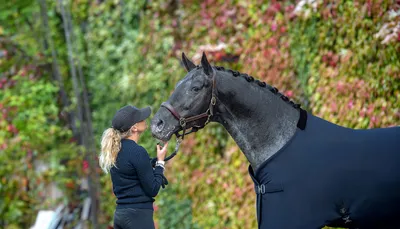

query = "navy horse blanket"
[[249, 113, 400, 229]]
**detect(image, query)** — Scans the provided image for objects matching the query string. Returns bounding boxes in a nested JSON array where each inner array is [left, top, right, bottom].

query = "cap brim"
[[137, 106, 151, 122]]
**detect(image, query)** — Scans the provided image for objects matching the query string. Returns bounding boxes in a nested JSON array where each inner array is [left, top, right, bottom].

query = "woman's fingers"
[[162, 142, 169, 150]]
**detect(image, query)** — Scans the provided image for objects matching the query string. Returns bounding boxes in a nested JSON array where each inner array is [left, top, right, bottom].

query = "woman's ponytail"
[[99, 128, 122, 173]]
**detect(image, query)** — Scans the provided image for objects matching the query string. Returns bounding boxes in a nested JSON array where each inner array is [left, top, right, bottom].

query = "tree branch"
[[38, 0, 77, 136], [58, 0, 99, 227]]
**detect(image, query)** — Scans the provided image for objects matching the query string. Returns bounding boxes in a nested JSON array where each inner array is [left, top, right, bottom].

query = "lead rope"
[[164, 136, 182, 162]]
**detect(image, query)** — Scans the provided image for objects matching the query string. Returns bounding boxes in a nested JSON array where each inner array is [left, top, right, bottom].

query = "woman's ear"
[[130, 125, 137, 133]]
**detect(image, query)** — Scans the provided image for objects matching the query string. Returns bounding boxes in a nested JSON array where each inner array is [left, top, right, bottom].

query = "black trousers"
[[113, 208, 155, 229]]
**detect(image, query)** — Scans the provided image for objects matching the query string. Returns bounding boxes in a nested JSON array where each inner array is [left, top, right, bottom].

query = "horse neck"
[[213, 70, 300, 172]]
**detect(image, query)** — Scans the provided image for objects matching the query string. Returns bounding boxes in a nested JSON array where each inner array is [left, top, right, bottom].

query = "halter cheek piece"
[[161, 69, 217, 140]]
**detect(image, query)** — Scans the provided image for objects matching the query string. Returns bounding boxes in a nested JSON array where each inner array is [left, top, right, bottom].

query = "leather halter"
[[161, 69, 217, 139]]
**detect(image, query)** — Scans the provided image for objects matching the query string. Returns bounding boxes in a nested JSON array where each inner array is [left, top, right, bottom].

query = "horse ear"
[[182, 52, 196, 72], [201, 52, 213, 76]]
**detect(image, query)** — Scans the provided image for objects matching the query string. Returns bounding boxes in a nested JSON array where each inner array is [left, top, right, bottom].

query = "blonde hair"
[[99, 127, 132, 173]]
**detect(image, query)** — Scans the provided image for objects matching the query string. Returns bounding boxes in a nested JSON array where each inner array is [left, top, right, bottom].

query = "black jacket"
[[249, 113, 400, 229], [110, 139, 165, 209]]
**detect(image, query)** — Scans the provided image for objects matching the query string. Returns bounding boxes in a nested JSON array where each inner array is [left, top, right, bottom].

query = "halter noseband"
[[161, 69, 217, 140]]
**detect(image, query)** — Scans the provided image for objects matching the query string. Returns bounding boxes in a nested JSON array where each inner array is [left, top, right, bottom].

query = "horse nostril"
[[156, 119, 164, 130]]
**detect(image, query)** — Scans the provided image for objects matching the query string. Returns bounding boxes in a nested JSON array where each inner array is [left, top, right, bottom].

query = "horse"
[[150, 52, 400, 229]]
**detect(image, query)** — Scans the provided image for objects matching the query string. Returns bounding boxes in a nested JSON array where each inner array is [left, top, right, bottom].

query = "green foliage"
[[0, 66, 82, 228], [156, 187, 201, 229], [0, 0, 84, 227], [290, 0, 400, 128], [0, 0, 36, 35], [1, 0, 399, 228], [86, 0, 147, 135]]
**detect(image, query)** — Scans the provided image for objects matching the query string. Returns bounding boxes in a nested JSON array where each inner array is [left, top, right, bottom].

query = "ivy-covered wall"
[[0, 1, 83, 228], [0, 0, 399, 228]]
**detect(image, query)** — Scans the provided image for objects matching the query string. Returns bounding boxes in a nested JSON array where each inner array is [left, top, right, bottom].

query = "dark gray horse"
[[151, 52, 400, 229]]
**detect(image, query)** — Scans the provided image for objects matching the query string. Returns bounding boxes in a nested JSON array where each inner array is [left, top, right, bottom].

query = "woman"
[[99, 105, 169, 229]]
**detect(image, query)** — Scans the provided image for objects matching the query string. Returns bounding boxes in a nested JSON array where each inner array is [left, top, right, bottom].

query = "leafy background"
[[0, 0, 399, 228]]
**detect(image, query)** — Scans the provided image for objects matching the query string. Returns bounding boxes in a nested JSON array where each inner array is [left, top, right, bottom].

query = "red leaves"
[[336, 81, 345, 93], [285, 4, 295, 13], [65, 181, 75, 189], [271, 2, 282, 13], [154, 203, 159, 212], [330, 102, 338, 113], [7, 124, 18, 135], [267, 37, 277, 46], [214, 52, 224, 61], [0, 143, 7, 150], [0, 77, 17, 89], [347, 101, 354, 109], [271, 23, 278, 32], [322, 51, 339, 68], [0, 77, 6, 89], [82, 160, 89, 171]]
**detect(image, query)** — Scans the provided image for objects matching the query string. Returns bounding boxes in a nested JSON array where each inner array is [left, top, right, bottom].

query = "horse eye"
[[191, 86, 201, 92]]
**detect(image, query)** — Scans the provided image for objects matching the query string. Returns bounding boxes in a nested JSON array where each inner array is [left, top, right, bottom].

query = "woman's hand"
[[156, 142, 169, 161]]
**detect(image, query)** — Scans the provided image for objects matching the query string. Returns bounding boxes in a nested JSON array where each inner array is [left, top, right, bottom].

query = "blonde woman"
[[100, 105, 169, 229]]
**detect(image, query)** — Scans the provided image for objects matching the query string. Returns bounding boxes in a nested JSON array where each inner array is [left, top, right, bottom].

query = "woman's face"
[[134, 120, 147, 133]]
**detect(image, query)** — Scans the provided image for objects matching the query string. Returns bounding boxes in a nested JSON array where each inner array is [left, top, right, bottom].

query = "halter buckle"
[[211, 96, 216, 105], [179, 118, 186, 127]]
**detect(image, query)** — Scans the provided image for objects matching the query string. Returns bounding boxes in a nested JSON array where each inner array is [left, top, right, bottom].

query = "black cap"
[[111, 105, 151, 132]]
